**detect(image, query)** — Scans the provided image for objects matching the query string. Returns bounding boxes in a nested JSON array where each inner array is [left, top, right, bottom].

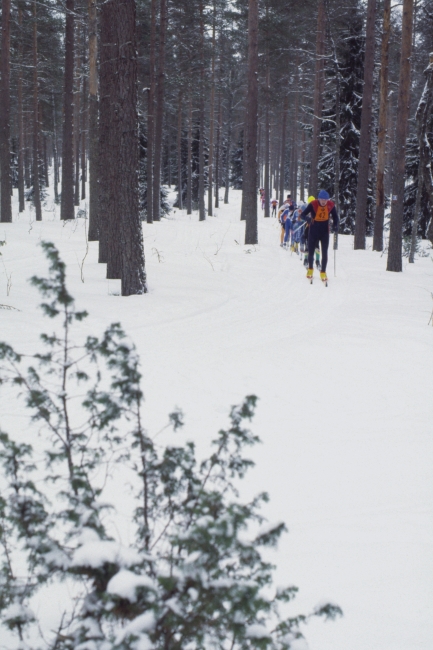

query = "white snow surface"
[[0, 188, 432, 649]]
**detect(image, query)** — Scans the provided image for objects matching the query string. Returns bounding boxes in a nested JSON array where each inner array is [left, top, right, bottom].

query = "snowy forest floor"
[[1, 188, 432, 650]]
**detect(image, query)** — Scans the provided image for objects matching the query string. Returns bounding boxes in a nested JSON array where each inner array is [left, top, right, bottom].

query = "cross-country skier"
[[279, 203, 293, 247], [270, 198, 278, 217], [291, 205, 305, 253], [301, 190, 339, 283]]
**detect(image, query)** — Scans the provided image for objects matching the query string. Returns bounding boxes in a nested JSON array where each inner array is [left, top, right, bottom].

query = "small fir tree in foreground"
[[0, 242, 342, 650]]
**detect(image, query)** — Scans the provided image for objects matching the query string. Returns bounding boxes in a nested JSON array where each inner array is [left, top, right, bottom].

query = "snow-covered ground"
[[1, 188, 432, 650]]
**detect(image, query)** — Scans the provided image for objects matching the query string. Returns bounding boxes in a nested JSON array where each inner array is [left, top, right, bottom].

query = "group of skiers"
[[267, 190, 339, 285]]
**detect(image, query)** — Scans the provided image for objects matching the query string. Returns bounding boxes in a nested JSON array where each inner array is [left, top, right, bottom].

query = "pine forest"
[[0, 1, 432, 649]]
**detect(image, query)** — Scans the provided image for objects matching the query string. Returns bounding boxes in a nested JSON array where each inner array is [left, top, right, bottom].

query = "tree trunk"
[[373, 0, 391, 251], [198, 0, 206, 221], [88, 0, 99, 240], [61, 0, 75, 220], [74, 41, 81, 206], [0, 0, 12, 222], [354, 0, 376, 249], [386, 0, 414, 272], [409, 55, 433, 262], [208, 1, 216, 216], [114, 0, 147, 295], [177, 90, 183, 210], [81, 28, 87, 201], [52, 94, 59, 203], [186, 89, 192, 214], [43, 134, 49, 186], [17, 4, 25, 213], [292, 69, 299, 201], [279, 96, 288, 205], [98, 0, 116, 264], [32, 0, 42, 221], [243, 0, 259, 244], [146, 0, 157, 223], [152, 0, 168, 222], [215, 90, 222, 208], [300, 128, 305, 202], [25, 127, 31, 189], [309, 0, 325, 197], [264, 77, 270, 218], [224, 85, 232, 205], [103, 0, 121, 279]]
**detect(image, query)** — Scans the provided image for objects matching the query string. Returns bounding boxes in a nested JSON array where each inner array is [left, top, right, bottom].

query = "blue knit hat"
[[318, 190, 330, 200]]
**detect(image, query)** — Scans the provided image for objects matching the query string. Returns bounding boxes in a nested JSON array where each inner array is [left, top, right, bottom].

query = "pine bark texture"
[[264, 84, 270, 217], [32, 0, 42, 221], [61, 0, 75, 220], [153, 0, 168, 222], [279, 96, 288, 205], [309, 0, 325, 197], [243, 0, 259, 244], [146, 0, 157, 223], [98, 0, 115, 264], [373, 0, 391, 251], [17, 4, 25, 213], [207, 4, 216, 217], [186, 90, 192, 214], [114, 0, 146, 295], [198, 0, 206, 221], [177, 90, 183, 210], [0, 0, 12, 222], [354, 0, 376, 249], [386, 0, 414, 272], [87, 0, 98, 240]]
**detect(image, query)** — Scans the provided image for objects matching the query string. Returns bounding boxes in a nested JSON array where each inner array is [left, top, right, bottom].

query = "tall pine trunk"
[[32, 0, 42, 221], [52, 94, 59, 203], [373, 0, 391, 251], [215, 91, 222, 208], [103, 0, 121, 279], [224, 84, 232, 205], [81, 29, 87, 201], [386, 0, 414, 272], [279, 95, 288, 205], [186, 90, 192, 214], [98, 0, 115, 264], [61, 0, 75, 220], [198, 0, 206, 221], [207, 2, 216, 216], [300, 128, 305, 201], [74, 40, 81, 207], [243, 0, 259, 244], [152, 0, 167, 222], [17, 4, 25, 213], [177, 90, 183, 210], [146, 0, 157, 223], [309, 0, 325, 197], [264, 77, 270, 218], [0, 0, 12, 222], [88, 0, 99, 240], [114, 0, 146, 295], [292, 68, 299, 201], [354, 0, 376, 249]]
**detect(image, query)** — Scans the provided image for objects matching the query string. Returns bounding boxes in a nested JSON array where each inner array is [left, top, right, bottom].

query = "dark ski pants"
[[272, 206, 276, 217], [308, 223, 330, 272]]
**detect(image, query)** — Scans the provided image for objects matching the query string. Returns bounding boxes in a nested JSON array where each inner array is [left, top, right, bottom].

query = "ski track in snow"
[[0, 189, 432, 650]]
